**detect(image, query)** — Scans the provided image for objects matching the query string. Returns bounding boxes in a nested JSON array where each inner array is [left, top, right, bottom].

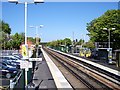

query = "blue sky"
[[2, 2, 118, 42]]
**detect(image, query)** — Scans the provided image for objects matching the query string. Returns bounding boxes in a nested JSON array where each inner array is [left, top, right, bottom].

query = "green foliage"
[[0, 20, 40, 50], [83, 41, 95, 49], [76, 39, 84, 45], [28, 37, 36, 44], [11, 33, 24, 49], [87, 10, 120, 49], [0, 21, 11, 34], [8, 33, 37, 49], [63, 38, 72, 46], [47, 38, 72, 47], [0, 21, 11, 49]]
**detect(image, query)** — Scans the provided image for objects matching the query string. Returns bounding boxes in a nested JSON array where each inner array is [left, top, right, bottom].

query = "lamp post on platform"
[[29, 25, 43, 57], [103, 28, 115, 64], [8, 0, 44, 88], [8, 0, 44, 45]]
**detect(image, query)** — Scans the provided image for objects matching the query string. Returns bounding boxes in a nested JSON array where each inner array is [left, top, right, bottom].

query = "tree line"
[[47, 38, 95, 49], [86, 10, 120, 50], [47, 10, 120, 50], [0, 21, 36, 50], [1, 10, 120, 50]]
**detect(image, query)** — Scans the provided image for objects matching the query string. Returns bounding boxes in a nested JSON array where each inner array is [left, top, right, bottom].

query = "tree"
[[83, 41, 95, 49], [35, 37, 41, 45], [10, 33, 25, 49], [20, 32, 25, 43], [0, 31, 7, 49], [47, 38, 72, 47], [76, 39, 84, 45], [63, 38, 72, 46], [87, 10, 120, 49], [11, 33, 21, 49], [28, 37, 36, 44], [1, 21, 11, 34], [0, 21, 11, 49]]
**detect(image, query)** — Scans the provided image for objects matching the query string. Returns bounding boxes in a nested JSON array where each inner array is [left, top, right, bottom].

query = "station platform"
[[41, 48, 73, 89], [71, 53, 120, 71], [29, 49, 73, 89], [31, 59, 56, 89], [48, 48, 120, 77]]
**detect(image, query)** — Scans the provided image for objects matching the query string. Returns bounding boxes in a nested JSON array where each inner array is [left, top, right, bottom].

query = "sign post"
[[20, 61, 32, 87]]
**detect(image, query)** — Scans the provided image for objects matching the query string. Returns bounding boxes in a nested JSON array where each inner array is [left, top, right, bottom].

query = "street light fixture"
[[34, 0, 44, 3], [29, 25, 43, 44], [8, 0, 44, 45], [8, 0, 44, 3], [103, 28, 115, 49], [29, 25, 43, 57], [103, 27, 115, 64], [8, 0, 18, 3]]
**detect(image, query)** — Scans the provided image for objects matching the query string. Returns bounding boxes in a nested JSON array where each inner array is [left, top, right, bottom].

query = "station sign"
[[22, 44, 29, 59], [29, 58, 42, 61], [20, 61, 32, 69]]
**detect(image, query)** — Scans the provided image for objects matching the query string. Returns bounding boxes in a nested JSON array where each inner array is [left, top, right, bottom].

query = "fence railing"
[[10, 70, 25, 90]]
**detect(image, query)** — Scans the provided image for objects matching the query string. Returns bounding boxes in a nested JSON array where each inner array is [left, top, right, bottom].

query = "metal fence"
[[1, 49, 34, 89], [10, 70, 25, 90]]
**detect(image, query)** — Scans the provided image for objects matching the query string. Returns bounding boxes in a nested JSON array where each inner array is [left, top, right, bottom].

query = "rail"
[[41, 48, 73, 89], [45, 47, 120, 89], [48, 47, 120, 79]]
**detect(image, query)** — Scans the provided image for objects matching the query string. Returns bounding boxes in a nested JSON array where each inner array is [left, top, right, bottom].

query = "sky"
[[2, 1, 118, 42]]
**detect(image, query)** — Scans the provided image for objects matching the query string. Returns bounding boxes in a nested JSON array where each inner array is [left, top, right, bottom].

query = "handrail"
[[10, 70, 23, 89]]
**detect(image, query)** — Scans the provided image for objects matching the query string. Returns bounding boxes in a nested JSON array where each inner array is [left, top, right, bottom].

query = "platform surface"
[[72, 53, 120, 71], [48, 48, 120, 76], [32, 57, 57, 89]]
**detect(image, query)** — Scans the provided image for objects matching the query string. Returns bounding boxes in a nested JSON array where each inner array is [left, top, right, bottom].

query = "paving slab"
[[31, 56, 57, 90]]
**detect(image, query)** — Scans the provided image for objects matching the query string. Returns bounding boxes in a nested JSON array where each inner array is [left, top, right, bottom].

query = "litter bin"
[[27, 68, 32, 84]]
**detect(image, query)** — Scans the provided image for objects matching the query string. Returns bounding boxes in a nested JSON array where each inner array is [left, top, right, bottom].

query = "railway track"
[[44, 47, 120, 90]]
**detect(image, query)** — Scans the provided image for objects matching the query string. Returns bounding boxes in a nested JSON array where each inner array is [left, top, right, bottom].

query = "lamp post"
[[8, 0, 44, 88], [103, 28, 115, 49], [25, 2, 27, 45], [8, 0, 44, 45], [29, 25, 43, 44], [103, 28, 115, 64], [29, 25, 43, 57]]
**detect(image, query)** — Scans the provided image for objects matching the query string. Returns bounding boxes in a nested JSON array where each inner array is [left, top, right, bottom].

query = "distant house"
[[19, 40, 34, 54], [27, 40, 34, 49], [20, 40, 34, 49]]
